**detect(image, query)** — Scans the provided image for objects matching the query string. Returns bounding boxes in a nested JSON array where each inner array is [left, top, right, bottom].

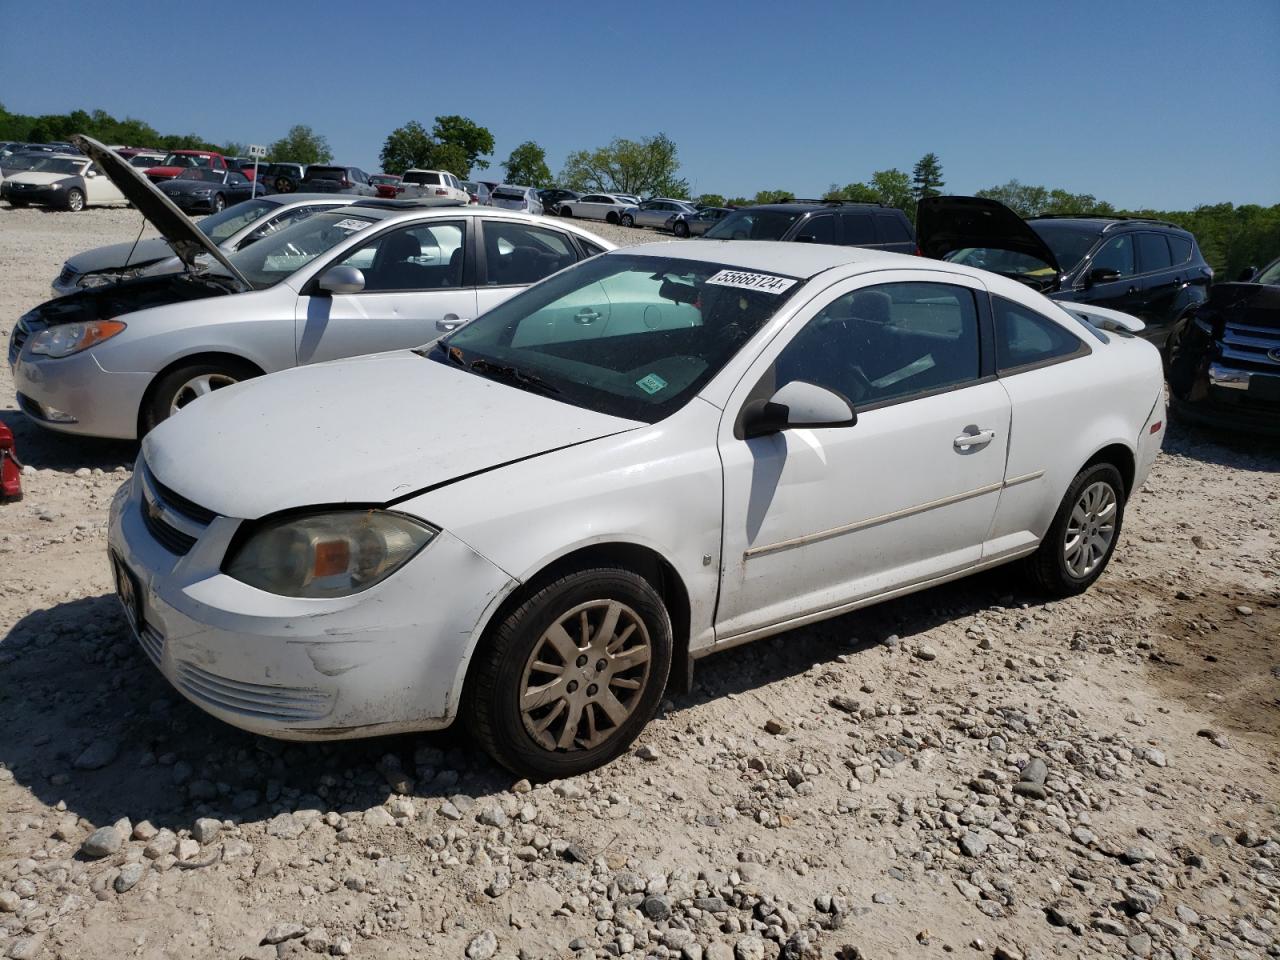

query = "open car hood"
[[916, 196, 1061, 283], [69, 135, 251, 290]]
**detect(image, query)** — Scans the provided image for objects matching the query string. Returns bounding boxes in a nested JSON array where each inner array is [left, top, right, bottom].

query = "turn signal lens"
[[225, 511, 436, 598], [29, 320, 127, 358]]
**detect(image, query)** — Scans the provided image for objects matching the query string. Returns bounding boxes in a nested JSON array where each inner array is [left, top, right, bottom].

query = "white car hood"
[[8, 171, 81, 186], [142, 351, 643, 520]]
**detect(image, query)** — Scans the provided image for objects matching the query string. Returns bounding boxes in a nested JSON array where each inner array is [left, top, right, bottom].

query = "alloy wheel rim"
[[1063, 481, 1117, 578], [519, 599, 652, 752], [69, 192, 83, 211], [170, 373, 237, 415]]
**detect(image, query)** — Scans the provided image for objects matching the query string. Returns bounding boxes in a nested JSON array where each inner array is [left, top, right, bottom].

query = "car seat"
[[370, 232, 422, 290]]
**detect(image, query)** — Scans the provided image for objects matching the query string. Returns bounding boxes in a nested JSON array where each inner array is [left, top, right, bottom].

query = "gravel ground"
[[1, 205, 1278, 960]]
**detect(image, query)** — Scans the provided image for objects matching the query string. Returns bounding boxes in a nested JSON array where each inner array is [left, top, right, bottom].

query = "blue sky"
[[2, 0, 1277, 209]]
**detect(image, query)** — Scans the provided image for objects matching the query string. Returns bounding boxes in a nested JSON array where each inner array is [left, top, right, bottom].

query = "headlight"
[[29, 320, 127, 358], [47, 182, 64, 190], [225, 510, 436, 598], [191, 189, 212, 196]]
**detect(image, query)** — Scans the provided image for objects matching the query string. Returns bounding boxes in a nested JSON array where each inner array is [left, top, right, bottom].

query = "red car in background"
[[144, 150, 227, 183], [370, 173, 401, 198]]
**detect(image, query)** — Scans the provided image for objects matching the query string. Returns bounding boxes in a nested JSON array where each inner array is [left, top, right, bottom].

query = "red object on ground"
[[0, 421, 22, 501]]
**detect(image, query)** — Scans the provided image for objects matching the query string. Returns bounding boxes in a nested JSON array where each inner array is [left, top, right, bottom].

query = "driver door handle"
[[954, 429, 996, 450], [575, 308, 601, 324], [436, 314, 470, 332]]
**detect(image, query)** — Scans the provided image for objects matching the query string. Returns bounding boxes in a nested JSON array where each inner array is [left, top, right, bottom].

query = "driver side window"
[[774, 282, 981, 409], [1089, 235, 1135, 278], [337, 222, 465, 292]]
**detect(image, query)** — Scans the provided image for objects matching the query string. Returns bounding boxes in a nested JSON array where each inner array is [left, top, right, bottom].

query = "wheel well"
[[606, 212, 619, 224], [1084, 443, 1135, 498], [137, 352, 264, 435], [465, 542, 693, 696]]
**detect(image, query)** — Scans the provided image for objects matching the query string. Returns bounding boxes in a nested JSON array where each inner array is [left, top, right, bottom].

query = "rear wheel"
[[606, 212, 619, 224], [1023, 462, 1125, 596], [65, 189, 85, 212], [465, 567, 672, 779], [142, 359, 258, 434], [620, 213, 634, 228], [274, 176, 294, 193]]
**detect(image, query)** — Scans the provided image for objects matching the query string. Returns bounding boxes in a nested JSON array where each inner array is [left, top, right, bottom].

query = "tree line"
[[4, 104, 1275, 278]]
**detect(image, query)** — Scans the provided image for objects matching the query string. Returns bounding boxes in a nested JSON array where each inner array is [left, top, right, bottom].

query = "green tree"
[[501, 140, 552, 187], [431, 142, 470, 179], [867, 168, 915, 218], [910, 152, 945, 202], [560, 133, 688, 197], [823, 182, 879, 203], [379, 120, 436, 175], [268, 124, 332, 165], [221, 141, 247, 158], [696, 193, 727, 208], [431, 115, 494, 177], [753, 189, 794, 204]]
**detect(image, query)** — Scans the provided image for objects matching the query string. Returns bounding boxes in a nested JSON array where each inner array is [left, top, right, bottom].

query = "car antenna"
[[123, 213, 147, 267]]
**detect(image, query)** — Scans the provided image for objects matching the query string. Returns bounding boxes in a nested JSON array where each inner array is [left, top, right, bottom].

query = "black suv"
[[702, 200, 916, 253], [918, 196, 1211, 350]]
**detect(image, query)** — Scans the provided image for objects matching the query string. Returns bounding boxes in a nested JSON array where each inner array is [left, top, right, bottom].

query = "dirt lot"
[[1, 205, 1278, 960]]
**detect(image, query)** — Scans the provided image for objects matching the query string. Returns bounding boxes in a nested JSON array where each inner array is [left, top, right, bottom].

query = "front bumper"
[[162, 193, 217, 212], [1171, 364, 1280, 437], [3, 183, 68, 207], [106, 472, 514, 740], [11, 350, 150, 439]]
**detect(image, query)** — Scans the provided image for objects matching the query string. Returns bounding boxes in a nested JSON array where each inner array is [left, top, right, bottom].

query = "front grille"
[[176, 662, 333, 722], [138, 466, 214, 556], [141, 504, 198, 554], [138, 623, 164, 667], [1222, 322, 1280, 372], [9, 317, 38, 365]]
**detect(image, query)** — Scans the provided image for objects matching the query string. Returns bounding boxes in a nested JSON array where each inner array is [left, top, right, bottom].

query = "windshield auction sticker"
[[706, 270, 797, 294], [332, 218, 372, 232]]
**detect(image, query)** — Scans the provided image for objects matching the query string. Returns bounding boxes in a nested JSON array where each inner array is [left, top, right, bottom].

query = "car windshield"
[[437, 253, 802, 423], [492, 189, 527, 201], [705, 209, 802, 241], [369, 175, 398, 185], [303, 166, 347, 181], [195, 198, 276, 242], [1028, 222, 1103, 274], [944, 247, 1058, 281], [27, 157, 87, 176], [213, 211, 377, 288], [1253, 259, 1280, 286], [128, 155, 162, 168], [1, 154, 45, 173], [174, 168, 219, 182], [162, 153, 210, 168]]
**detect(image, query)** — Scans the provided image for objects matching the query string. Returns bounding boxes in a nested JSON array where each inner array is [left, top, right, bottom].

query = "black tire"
[[465, 567, 673, 780], [65, 188, 85, 212], [606, 212, 619, 224], [1023, 462, 1126, 597], [275, 176, 294, 194], [212, 193, 226, 213], [620, 214, 634, 228], [142, 359, 258, 435], [8, 200, 27, 208], [560, 206, 572, 217], [673, 221, 690, 238]]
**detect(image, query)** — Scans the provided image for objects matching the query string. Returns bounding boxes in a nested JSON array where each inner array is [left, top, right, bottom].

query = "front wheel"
[[606, 212, 619, 224], [673, 221, 690, 238], [465, 568, 672, 779], [65, 188, 85, 212], [560, 206, 572, 217], [142, 359, 258, 435], [1023, 462, 1125, 596], [620, 214, 634, 228], [212, 193, 226, 213]]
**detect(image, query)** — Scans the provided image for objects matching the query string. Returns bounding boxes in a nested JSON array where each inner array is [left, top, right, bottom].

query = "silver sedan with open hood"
[[8, 136, 614, 440]]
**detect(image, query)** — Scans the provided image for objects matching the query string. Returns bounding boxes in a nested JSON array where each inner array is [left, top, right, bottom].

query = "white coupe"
[[557, 192, 635, 223], [108, 239, 1165, 779]]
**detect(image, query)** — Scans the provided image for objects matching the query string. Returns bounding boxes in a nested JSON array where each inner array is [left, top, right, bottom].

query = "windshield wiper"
[[468, 358, 561, 397]]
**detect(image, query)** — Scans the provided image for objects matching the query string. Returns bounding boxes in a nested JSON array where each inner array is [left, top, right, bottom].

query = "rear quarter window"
[[993, 295, 1087, 373]]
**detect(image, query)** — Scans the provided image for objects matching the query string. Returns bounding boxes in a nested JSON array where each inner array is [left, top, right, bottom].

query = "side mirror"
[[1087, 266, 1121, 285], [1237, 266, 1258, 282], [316, 265, 365, 296], [741, 380, 857, 439]]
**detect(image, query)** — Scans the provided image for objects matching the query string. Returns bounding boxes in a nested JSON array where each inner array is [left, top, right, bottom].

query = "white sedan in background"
[[108, 238, 1164, 779], [558, 192, 635, 223], [1, 154, 127, 211]]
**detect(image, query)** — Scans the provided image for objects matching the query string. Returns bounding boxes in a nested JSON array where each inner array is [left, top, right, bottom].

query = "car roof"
[[737, 202, 889, 213], [608, 239, 934, 279], [1028, 215, 1188, 234]]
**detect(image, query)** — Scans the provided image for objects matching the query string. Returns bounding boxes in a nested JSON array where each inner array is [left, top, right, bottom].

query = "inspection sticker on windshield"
[[332, 218, 371, 232], [636, 373, 668, 395], [706, 270, 797, 294]]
